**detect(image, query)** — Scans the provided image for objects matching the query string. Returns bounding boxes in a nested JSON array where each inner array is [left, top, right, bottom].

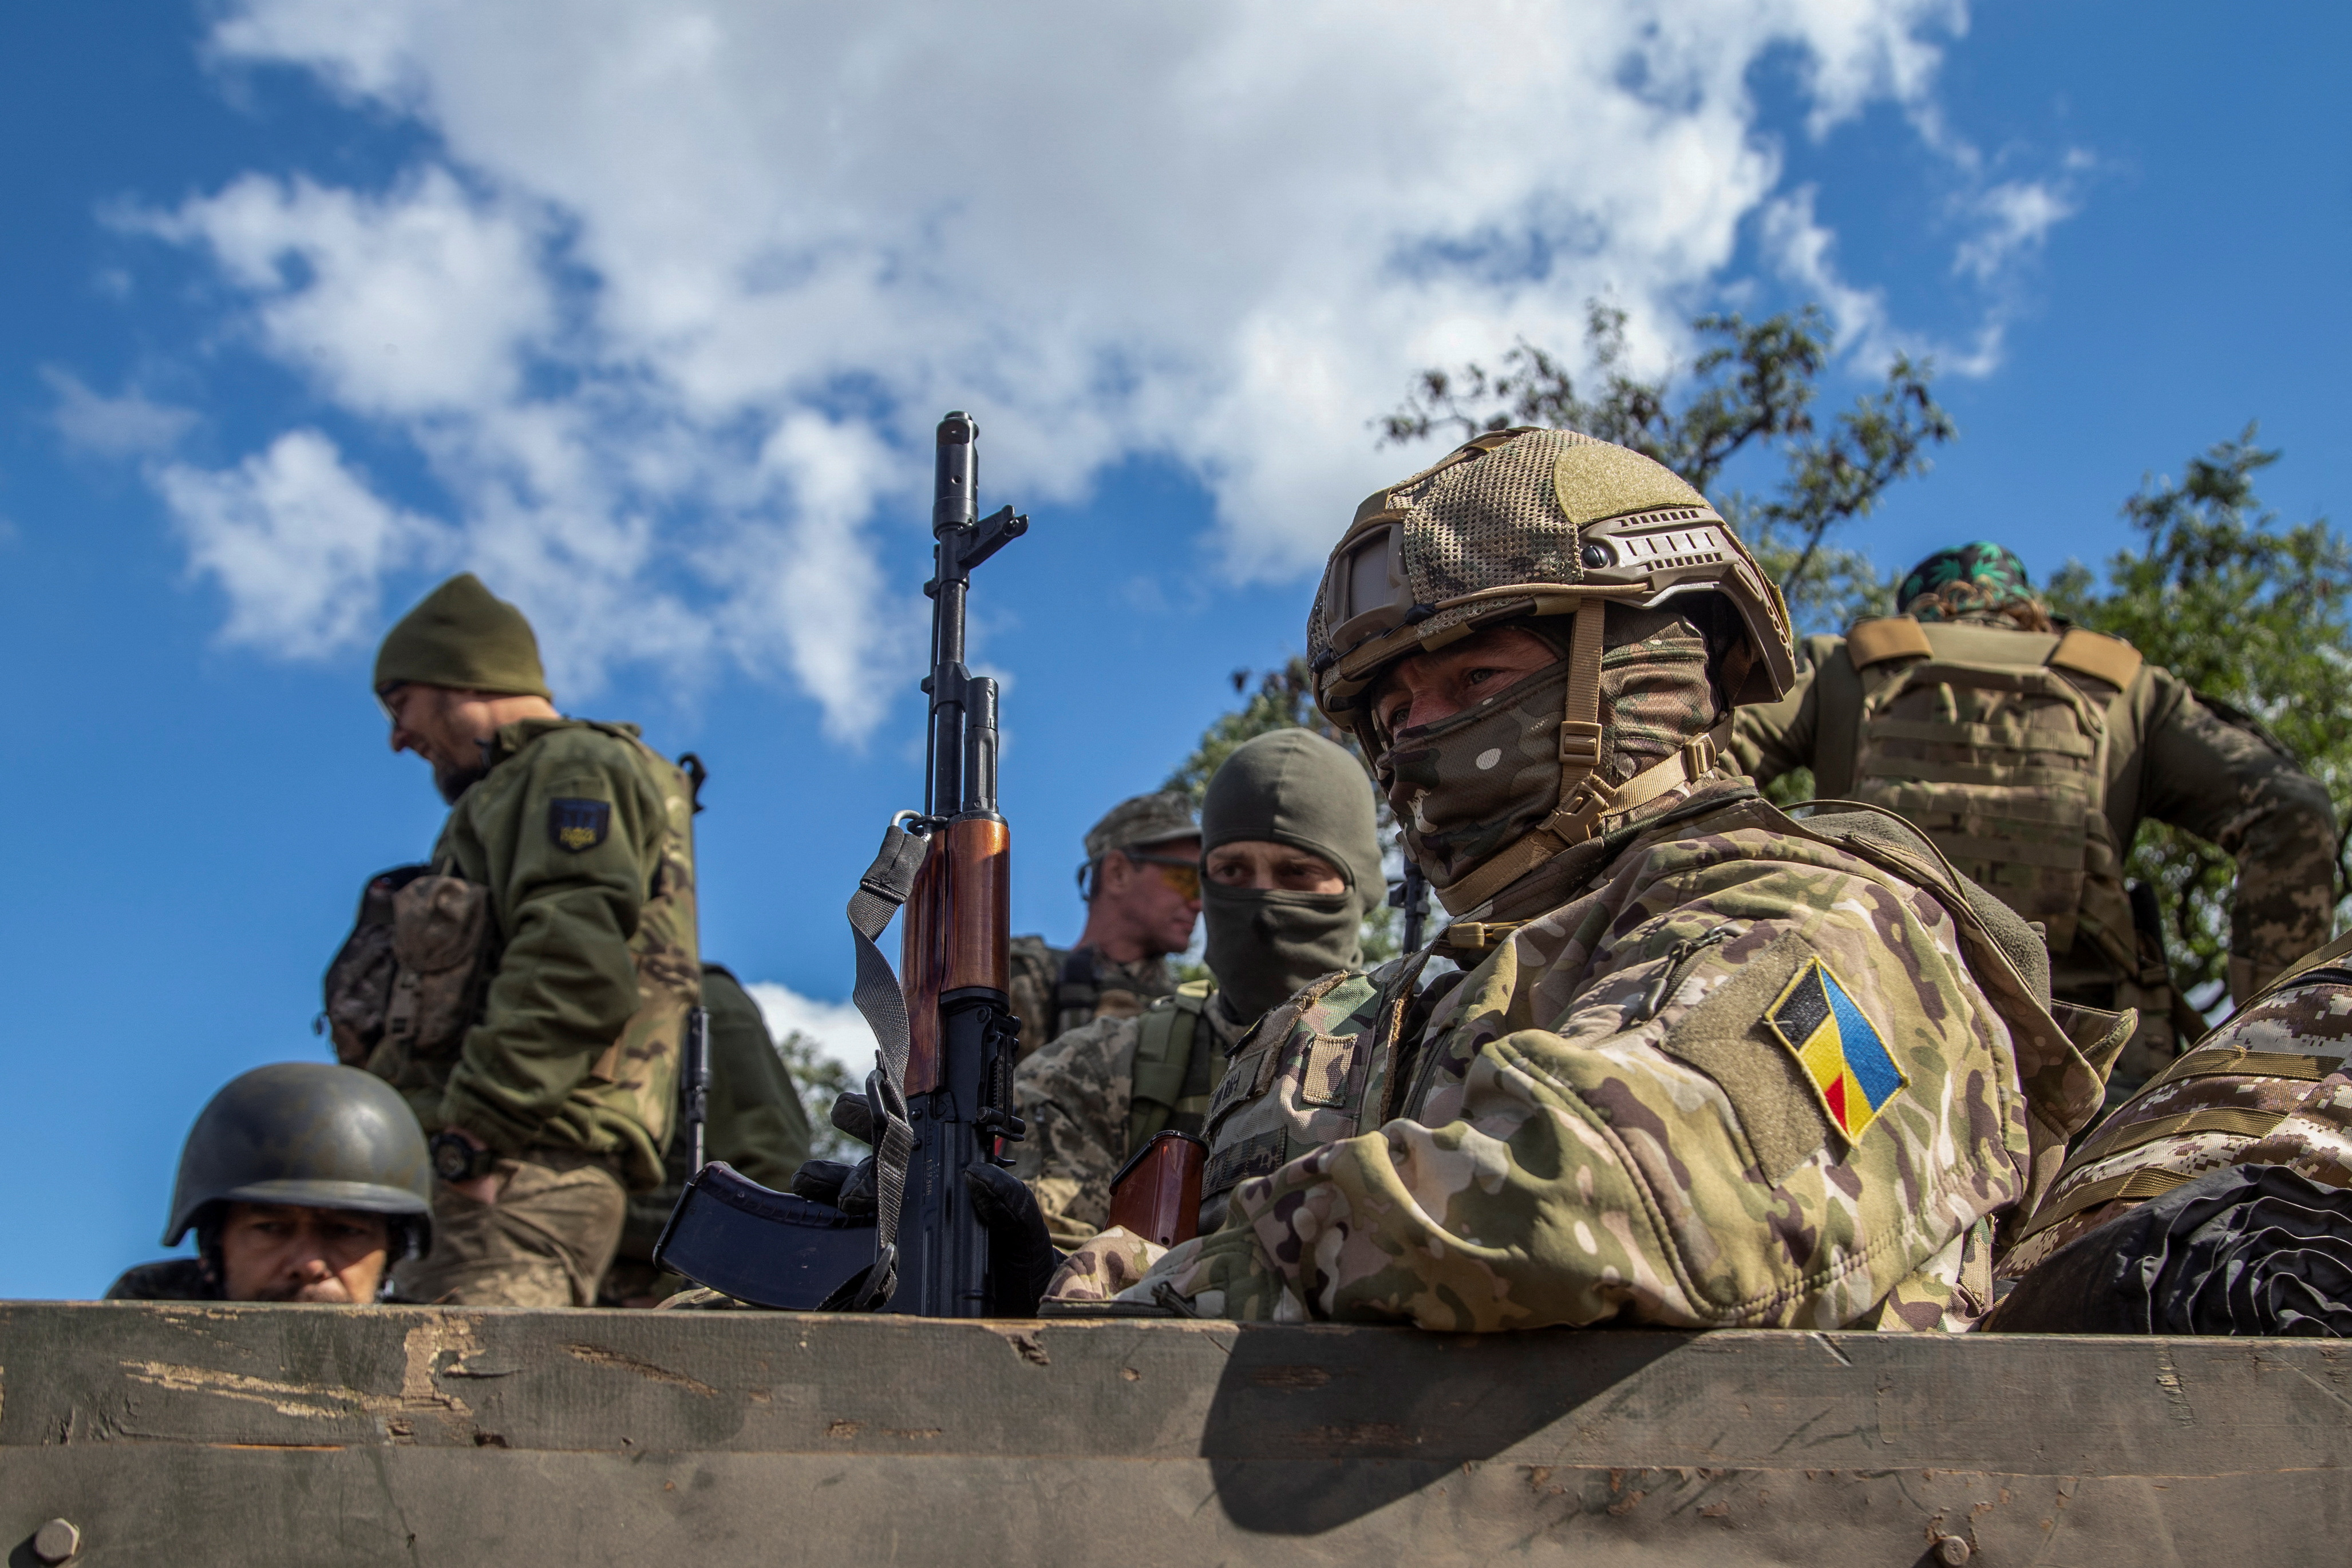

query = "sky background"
[[3, 0, 2347, 1297]]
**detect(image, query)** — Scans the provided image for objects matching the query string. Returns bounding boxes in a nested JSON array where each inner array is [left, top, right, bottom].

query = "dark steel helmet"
[[164, 1063, 433, 1254]]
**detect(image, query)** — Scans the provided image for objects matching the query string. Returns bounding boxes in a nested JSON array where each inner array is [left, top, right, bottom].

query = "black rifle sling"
[[836, 816, 932, 1309]]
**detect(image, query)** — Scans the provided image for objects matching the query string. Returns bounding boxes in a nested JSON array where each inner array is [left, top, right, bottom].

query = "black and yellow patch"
[[1762, 957, 1908, 1142], [548, 798, 612, 853]]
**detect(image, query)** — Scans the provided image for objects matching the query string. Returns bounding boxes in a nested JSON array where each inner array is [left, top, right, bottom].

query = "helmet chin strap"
[[1432, 598, 1728, 916]]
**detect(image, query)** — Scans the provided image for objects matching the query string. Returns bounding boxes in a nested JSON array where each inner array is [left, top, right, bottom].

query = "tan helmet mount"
[[1307, 427, 1797, 914]]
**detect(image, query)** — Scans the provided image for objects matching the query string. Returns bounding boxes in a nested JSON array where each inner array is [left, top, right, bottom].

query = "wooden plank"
[[2, 1304, 2347, 1565]]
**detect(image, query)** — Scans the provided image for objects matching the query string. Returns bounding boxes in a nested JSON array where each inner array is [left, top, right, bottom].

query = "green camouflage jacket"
[[1011, 983, 1253, 1248], [1049, 787, 2105, 1332], [386, 718, 699, 1189], [2002, 929, 2352, 1278], [1006, 937, 1176, 1062]]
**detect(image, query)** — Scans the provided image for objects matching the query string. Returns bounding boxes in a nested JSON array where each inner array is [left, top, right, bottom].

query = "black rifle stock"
[[653, 411, 1027, 1314]]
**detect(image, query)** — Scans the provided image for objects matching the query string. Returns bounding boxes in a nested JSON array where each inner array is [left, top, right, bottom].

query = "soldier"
[[324, 572, 699, 1307], [1990, 928, 2352, 1334], [601, 962, 815, 1306], [1006, 791, 1202, 1060], [108, 1063, 432, 1304], [1046, 427, 2119, 1330], [1733, 541, 2337, 1102], [1012, 729, 1385, 1246]]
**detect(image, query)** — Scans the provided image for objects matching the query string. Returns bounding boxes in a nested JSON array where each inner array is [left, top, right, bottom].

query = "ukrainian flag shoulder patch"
[[1763, 956, 1908, 1142]]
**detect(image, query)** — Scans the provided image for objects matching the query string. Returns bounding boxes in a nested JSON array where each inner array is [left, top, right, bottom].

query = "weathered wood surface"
[[2, 1301, 2347, 1565]]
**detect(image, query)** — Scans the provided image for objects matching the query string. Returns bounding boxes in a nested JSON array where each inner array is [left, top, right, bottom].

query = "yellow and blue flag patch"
[[1763, 957, 1908, 1142]]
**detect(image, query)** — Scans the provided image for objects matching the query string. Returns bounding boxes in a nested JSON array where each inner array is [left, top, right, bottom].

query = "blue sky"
[[3, 1, 2346, 1296]]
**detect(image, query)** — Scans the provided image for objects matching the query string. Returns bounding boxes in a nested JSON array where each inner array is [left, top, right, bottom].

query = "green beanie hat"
[[372, 573, 551, 699]]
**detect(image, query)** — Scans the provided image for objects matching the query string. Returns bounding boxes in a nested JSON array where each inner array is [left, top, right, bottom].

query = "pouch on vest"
[[384, 874, 496, 1058], [321, 864, 432, 1067], [1126, 981, 1216, 1153], [1844, 620, 2139, 978]]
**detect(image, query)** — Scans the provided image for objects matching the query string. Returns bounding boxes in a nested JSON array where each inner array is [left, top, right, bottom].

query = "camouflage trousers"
[[394, 1149, 628, 1308]]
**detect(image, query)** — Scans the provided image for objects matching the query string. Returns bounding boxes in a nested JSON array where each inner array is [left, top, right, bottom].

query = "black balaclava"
[[1199, 729, 1385, 1022]]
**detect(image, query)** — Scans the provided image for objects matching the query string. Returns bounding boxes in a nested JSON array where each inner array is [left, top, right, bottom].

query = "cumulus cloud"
[[45, 369, 197, 458], [157, 429, 449, 657], [742, 980, 876, 1077], [114, 0, 2067, 732]]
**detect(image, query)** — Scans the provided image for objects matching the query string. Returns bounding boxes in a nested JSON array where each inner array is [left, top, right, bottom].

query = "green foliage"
[[1378, 302, 1951, 634], [776, 1030, 861, 1163], [2047, 427, 2352, 997]]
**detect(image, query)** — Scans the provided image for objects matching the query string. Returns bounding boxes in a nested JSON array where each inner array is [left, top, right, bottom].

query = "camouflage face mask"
[[1379, 661, 1576, 890], [1379, 622, 1721, 893]]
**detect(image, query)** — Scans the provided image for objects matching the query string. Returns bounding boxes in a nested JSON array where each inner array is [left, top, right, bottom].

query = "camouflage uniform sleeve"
[[1729, 658, 1819, 789], [2134, 671, 2338, 1000], [1010, 1013, 1140, 1249], [1007, 936, 1058, 1063], [441, 736, 665, 1152], [702, 968, 812, 1187], [1123, 838, 2027, 1331]]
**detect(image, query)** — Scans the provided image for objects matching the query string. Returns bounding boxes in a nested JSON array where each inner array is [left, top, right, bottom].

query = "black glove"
[[789, 1091, 883, 1215], [963, 1163, 1062, 1317]]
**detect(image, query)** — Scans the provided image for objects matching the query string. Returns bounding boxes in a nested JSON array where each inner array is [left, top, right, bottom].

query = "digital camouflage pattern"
[[1011, 987, 1253, 1248], [1897, 542, 2042, 624], [2002, 931, 2352, 1278], [1050, 784, 2060, 1332], [362, 718, 700, 1190], [1006, 937, 1177, 1062], [1735, 619, 2337, 1090]]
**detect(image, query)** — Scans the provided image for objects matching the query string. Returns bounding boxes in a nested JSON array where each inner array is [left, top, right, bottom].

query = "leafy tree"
[[1379, 302, 1953, 635], [777, 1030, 861, 1163], [2046, 427, 2352, 1002]]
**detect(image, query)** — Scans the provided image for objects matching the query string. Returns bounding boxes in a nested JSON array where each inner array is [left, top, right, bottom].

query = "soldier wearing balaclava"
[[1010, 729, 1383, 1248]]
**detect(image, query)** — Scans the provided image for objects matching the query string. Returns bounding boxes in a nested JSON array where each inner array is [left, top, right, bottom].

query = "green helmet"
[[164, 1063, 433, 1257]]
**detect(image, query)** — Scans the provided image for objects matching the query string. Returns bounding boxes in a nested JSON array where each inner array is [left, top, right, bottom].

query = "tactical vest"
[[1124, 980, 1225, 1152], [323, 864, 496, 1071], [1829, 617, 2144, 977]]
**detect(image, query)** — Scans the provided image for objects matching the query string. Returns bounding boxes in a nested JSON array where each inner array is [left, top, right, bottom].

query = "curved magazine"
[[652, 1161, 877, 1310]]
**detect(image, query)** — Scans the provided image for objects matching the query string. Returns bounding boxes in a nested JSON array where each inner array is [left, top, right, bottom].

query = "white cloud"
[[114, 0, 2068, 731], [1955, 177, 2079, 283], [741, 981, 875, 1079], [45, 369, 196, 458], [156, 429, 448, 657]]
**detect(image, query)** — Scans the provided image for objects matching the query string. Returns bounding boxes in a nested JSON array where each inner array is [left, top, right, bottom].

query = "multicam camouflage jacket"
[[2001, 928, 2352, 1278], [1006, 937, 1177, 1062], [354, 718, 699, 1191], [1734, 619, 2337, 1090], [1011, 981, 1257, 1248], [1047, 782, 2119, 1332]]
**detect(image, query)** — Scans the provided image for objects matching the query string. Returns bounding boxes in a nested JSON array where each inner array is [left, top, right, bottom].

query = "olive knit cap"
[[373, 573, 551, 699]]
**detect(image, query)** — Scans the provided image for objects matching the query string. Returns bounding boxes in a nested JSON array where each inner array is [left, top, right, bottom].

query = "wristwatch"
[[430, 1130, 499, 1185]]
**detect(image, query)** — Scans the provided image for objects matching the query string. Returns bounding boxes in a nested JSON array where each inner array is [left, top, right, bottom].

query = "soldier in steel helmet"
[[1012, 730, 1385, 1246], [1734, 541, 2336, 1105], [1006, 791, 1203, 1062], [1046, 427, 2121, 1331], [108, 1063, 433, 1304], [322, 573, 700, 1307]]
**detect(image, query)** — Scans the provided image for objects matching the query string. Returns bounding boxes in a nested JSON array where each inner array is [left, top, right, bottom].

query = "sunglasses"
[[1126, 853, 1201, 900]]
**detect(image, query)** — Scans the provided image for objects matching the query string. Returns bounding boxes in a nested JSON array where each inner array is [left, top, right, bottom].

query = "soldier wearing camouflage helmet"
[[1047, 427, 2122, 1331], [1006, 791, 1202, 1061], [1733, 541, 2337, 1105], [323, 572, 701, 1307], [1012, 729, 1385, 1246], [108, 1063, 432, 1304]]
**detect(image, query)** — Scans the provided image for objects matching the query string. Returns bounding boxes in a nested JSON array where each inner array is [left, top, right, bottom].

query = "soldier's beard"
[[434, 759, 489, 804]]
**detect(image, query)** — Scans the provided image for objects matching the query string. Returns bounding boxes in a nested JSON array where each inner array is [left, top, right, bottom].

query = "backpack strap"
[[1126, 981, 1214, 1151], [1845, 616, 1934, 670], [2048, 627, 2143, 690]]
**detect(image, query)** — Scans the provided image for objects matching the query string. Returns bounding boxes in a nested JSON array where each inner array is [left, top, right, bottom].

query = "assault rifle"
[[653, 411, 1029, 1313]]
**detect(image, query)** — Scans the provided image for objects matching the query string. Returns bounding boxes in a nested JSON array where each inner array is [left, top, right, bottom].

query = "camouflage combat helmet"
[[1309, 427, 1796, 910], [165, 1063, 434, 1257]]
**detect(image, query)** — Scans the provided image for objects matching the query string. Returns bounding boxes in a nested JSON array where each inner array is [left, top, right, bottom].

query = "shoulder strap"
[[1845, 616, 1934, 670], [2048, 627, 2143, 690], [1126, 983, 1212, 1149], [835, 815, 934, 1311]]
